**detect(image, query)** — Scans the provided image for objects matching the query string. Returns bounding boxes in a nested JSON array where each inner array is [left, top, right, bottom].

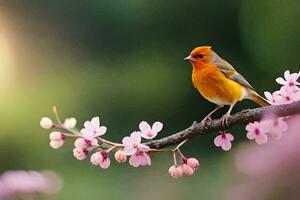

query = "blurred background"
[[0, 0, 299, 199]]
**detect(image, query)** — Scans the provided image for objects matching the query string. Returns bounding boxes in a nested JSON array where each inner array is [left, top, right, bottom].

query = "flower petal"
[[255, 134, 268, 145], [130, 131, 141, 144], [123, 146, 137, 156], [96, 126, 107, 136], [226, 133, 234, 141], [284, 70, 290, 81], [91, 117, 100, 127], [139, 121, 151, 133], [276, 77, 287, 85], [264, 91, 272, 101], [84, 121, 92, 129], [246, 132, 255, 140], [214, 135, 222, 147], [122, 136, 131, 145], [129, 154, 140, 167], [140, 153, 151, 166], [221, 140, 232, 151], [152, 122, 163, 133], [138, 144, 150, 152]]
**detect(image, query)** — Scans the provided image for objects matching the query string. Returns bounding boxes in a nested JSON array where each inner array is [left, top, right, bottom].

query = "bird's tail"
[[248, 91, 270, 107]]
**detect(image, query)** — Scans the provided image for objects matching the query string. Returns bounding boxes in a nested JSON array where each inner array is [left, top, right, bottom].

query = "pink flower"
[[129, 150, 151, 167], [168, 165, 183, 178], [267, 118, 288, 140], [74, 138, 98, 149], [246, 121, 270, 144], [264, 91, 285, 105], [80, 117, 107, 140], [114, 149, 127, 163], [40, 117, 53, 129], [122, 132, 150, 156], [138, 121, 163, 139], [276, 70, 300, 89], [187, 158, 200, 169], [279, 86, 300, 104], [0, 170, 61, 198], [182, 164, 194, 176], [90, 151, 111, 169], [73, 148, 88, 160], [214, 132, 234, 151], [49, 132, 64, 149], [63, 117, 77, 129]]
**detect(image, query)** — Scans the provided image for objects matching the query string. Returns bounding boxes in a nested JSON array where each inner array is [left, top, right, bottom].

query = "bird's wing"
[[215, 62, 255, 91]]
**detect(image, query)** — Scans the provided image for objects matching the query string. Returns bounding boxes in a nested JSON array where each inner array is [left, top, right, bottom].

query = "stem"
[[172, 151, 177, 166], [97, 137, 123, 147], [52, 106, 62, 125]]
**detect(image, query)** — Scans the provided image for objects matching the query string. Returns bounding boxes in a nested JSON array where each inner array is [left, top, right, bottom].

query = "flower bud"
[[49, 140, 64, 149], [40, 117, 53, 129], [90, 152, 101, 166], [73, 148, 87, 160], [90, 151, 110, 169], [74, 138, 89, 149], [114, 149, 127, 163], [187, 158, 199, 169], [182, 164, 194, 176], [49, 131, 63, 141], [63, 118, 77, 129], [168, 165, 183, 178]]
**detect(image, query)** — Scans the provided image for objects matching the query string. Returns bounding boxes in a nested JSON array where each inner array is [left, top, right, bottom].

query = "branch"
[[145, 101, 300, 149]]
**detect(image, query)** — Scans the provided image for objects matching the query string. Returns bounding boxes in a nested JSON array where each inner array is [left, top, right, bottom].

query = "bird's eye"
[[196, 54, 204, 59]]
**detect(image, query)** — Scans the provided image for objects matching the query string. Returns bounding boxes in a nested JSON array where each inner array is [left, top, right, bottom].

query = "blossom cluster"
[[40, 112, 199, 178], [0, 170, 61, 199], [213, 70, 300, 151], [40, 70, 299, 178]]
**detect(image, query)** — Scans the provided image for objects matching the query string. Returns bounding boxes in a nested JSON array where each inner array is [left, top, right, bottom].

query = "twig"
[[144, 101, 300, 149]]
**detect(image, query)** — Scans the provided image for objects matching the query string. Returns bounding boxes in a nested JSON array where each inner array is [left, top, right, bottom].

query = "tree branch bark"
[[145, 101, 300, 149]]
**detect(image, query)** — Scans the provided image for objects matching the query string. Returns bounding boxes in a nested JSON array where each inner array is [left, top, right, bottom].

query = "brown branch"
[[145, 101, 300, 149]]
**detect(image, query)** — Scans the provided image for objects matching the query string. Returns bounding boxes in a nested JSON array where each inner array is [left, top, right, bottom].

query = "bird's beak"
[[184, 55, 196, 62]]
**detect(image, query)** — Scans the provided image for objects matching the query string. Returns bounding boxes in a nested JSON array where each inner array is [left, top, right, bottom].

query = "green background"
[[0, 0, 299, 199]]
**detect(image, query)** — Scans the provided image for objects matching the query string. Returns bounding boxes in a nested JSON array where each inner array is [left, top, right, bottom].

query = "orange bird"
[[184, 46, 270, 126]]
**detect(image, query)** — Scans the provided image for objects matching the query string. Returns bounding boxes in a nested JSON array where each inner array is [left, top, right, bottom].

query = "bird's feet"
[[221, 114, 230, 127], [201, 116, 212, 124]]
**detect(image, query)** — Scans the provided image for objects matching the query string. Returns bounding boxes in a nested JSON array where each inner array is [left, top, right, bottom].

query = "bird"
[[184, 46, 270, 126]]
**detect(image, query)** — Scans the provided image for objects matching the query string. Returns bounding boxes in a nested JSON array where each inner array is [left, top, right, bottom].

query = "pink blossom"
[[267, 118, 288, 140], [49, 140, 64, 149], [122, 131, 150, 156], [276, 70, 300, 89], [0, 170, 61, 199], [74, 138, 98, 149], [49, 132, 64, 149], [73, 148, 88, 160], [182, 163, 194, 176], [264, 91, 285, 105], [90, 151, 111, 169], [80, 117, 107, 140], [214, 132, 234, 151], [129, 150, 151, 167], [138, 121, 163, 139], [168, 165, 183, 178], [279, 86, 300, 103], [40, 117, 53, 129], [187, 158, 200, 169], [246, 121, 270, 144], [114, 149, 127, 163], [63, 117, 77, 129]]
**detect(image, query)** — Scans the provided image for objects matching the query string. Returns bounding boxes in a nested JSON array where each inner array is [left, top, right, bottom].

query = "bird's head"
[[184, 46, 215, 67]]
